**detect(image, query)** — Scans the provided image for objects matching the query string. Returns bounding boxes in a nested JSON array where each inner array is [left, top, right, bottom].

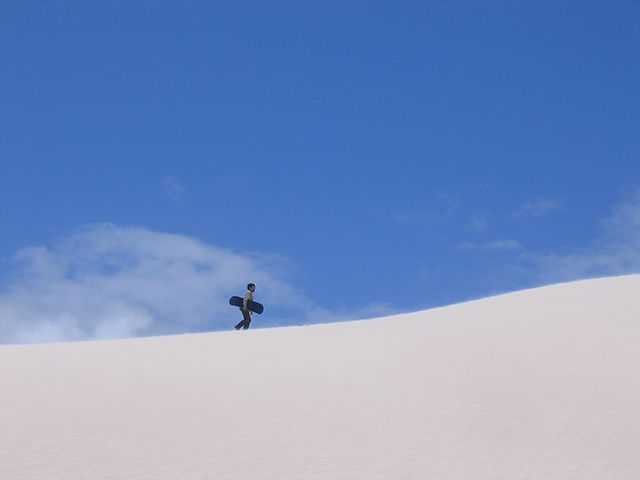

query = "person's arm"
[[243, 292, 250, 311]]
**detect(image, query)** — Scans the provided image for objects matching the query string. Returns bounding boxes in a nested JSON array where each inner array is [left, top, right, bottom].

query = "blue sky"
[[1, 1, 639, 342]]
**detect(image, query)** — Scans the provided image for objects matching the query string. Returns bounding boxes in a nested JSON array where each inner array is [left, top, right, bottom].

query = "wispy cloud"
[[393, 190, 466, 224], [162, 176, 185, 202], [0, 224, 400, 345], [526, 190, 640, 282], [454, 239, 524, 253], [466, 214, 490, 233], [305, 302, 398, 325], [459, 190, 640, 288], [510, 197, 563, 220], [0, 224, 306, 344]]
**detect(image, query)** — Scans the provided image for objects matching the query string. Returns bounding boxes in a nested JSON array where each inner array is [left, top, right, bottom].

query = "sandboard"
[[229, 296, 264, 314]]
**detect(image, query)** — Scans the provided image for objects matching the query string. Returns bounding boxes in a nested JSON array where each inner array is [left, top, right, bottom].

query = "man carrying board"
[[234, 283, 256, 330]]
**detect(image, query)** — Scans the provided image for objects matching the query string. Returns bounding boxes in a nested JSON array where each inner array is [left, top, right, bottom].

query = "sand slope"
[[1, 275, 639, 479]]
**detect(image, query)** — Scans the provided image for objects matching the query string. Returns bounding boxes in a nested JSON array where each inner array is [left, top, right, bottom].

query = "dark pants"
[[234, 309, 251, 330]]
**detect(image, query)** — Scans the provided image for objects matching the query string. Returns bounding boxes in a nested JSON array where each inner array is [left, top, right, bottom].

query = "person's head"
[[247, 283, 256, 292]]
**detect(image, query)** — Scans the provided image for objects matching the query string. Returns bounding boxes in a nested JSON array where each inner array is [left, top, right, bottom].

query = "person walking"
[[234, 283, 256, 330]]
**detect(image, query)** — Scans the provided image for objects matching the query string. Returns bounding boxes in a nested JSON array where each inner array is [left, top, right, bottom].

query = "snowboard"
[[229, 296, 264, 314]]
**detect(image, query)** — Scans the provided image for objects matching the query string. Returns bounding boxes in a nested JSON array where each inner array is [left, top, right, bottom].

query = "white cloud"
[[485, 240, 525, 252], [0, 224, 308, 344], [162, 176, 185, 202], [394, 211, 426, 223], [462, 190, 640, 288], [451, 189, 640, 297], [511, 197, 563, 220], [393, 190, 467, 225], [304, 302, 398, 325], [454, 239, 524, 253], [467, 214, 490, 233], [526, 190, 640, 282], [0, 224, 401, 345]]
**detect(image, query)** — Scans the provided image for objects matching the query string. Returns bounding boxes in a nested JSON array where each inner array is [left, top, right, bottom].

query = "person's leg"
[[235, 309, 251, 330]]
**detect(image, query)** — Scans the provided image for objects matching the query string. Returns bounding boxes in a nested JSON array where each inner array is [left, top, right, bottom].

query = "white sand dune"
[[1, 275, 639, 479]]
